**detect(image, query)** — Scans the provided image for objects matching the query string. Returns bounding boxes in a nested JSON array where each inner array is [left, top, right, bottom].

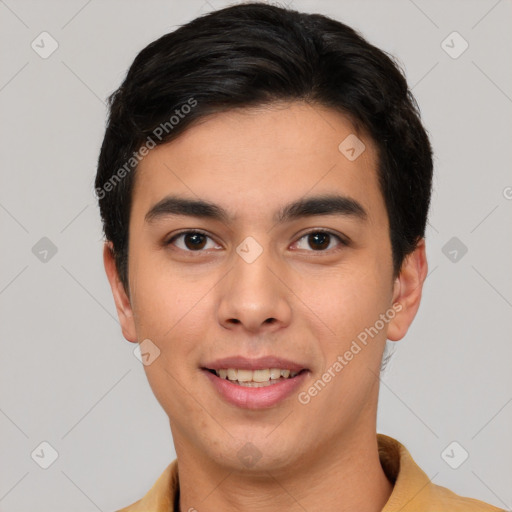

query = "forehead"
[[132, 101, 386, 229]]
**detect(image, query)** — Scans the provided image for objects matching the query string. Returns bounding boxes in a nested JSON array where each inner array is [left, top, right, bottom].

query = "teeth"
[[237, 369, 253, 382], [269, 368, 281, 379], [252, 369, 270, 382], [213, 368, 300, 383]]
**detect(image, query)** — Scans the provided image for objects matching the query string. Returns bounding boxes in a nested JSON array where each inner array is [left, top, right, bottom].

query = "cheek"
[[128, 249, 200, 337], [308, 261, 392, 343], [130, 252, 216, 348], [141, 354, 205, 435], [132, 278, 206, 420]]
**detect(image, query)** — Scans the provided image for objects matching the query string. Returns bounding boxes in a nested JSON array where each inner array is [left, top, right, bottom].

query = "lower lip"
[[202, 369, 308, 409]]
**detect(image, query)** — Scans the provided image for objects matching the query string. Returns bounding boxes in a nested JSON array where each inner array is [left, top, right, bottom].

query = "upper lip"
[[202, 356, 307, 372]]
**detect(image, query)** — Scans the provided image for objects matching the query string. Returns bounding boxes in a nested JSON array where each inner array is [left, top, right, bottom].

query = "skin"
[[104, 101, 428, 512]]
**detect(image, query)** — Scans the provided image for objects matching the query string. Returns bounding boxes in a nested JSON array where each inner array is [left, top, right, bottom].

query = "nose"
[[216, 243, 292, 334]]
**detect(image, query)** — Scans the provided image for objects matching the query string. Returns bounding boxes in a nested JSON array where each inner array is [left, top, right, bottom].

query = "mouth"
[[200, 356, 310, 408], [201, 366, 309, 409], [203, 367, 308, 387]]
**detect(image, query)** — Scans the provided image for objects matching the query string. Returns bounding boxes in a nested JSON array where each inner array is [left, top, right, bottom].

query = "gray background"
[[1, 0, 511, 510]]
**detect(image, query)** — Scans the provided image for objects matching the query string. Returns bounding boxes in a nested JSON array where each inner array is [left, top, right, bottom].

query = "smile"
[[209, 368, 301, 387], [203, 368, 309, 408]]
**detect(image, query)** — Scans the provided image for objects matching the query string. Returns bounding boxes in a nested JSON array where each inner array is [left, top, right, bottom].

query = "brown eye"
[[294, 230, 347, 252], [307, 232, 331, 250], [183, 233, 207, 250], [166, 231, 218, 252]]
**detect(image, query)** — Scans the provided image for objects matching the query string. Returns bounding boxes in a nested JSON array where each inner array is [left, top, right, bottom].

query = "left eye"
[[293, 230, 346, 252], [166, 230, 346, 252]]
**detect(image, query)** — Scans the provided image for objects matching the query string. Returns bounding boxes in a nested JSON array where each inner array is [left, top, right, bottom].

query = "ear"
[[103, 241, 138, 343], [387, 238, 428, 342]]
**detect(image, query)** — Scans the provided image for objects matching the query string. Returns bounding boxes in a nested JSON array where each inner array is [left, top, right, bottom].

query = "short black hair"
[[95, 2, 433, 293]]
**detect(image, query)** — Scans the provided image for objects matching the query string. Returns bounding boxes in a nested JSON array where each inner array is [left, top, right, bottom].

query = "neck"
[[173, 426, 393, 512]]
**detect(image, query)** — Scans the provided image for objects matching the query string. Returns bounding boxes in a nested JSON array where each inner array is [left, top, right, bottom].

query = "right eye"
[[165, 230, 222, 252]]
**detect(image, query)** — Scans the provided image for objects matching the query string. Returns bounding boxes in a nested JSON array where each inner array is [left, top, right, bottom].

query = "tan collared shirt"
[[116, 434, 505, 511]]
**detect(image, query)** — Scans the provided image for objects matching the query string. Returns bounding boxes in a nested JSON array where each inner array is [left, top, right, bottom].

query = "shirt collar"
[[117, 433, 502, 512]]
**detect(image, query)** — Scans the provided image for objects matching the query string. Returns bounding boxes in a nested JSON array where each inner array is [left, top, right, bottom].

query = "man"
[[95, 3, 504, 511]]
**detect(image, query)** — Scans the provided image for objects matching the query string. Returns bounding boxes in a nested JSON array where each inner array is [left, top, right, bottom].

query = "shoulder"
[[378, 434, 506, 512], [425, 480, 506, 511], [114, 460, 179, 512]]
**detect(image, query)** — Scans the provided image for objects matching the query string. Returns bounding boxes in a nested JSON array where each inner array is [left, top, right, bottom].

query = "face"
[[105, 101, 426, 475]]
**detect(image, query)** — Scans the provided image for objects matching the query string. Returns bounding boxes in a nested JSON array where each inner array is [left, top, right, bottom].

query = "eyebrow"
[[144, 194, 368, 225]]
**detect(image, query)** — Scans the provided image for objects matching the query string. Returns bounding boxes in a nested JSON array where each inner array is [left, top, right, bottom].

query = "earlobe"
[[387, 238, 428, 342], [103, 242, 138, 343]]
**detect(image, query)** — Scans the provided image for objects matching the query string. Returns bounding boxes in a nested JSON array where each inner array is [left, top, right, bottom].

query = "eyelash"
[[164, 228, 349, 254]]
